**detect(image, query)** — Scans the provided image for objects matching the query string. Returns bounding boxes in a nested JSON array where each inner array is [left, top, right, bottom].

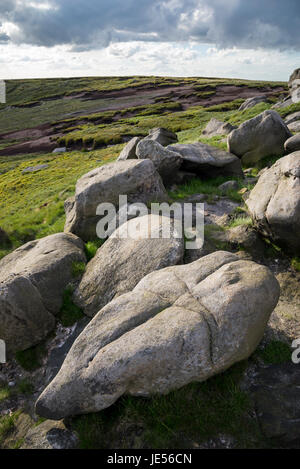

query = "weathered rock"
[[21, 420, 78, 449], [0, 233, 86, 352], [74, 214, 184, 317], [284, 111, 300, 126], [245, 152, 300, 254], [64, 160, 168, 241], [284, 134, 300, 153], [238, 96, 268, 111], [228, 110, 291, 165], [145, 127, 178, 146], [117, 137, 141, 161], [272, 97, 293, 109], [52, 147, 67, 154], [288, 121, 300, 133], [202, 118, 236, 137], [136, 139, 182, 185], [167, 143, 243, 178], [36, 251, 279, 420], [289, 68, 300, 103], [0, 227, 10, 247], [248, 363, 300, 443], [218, 180, 239, 194], [226, 225, 265, 259], [22, 164, 49, 174]]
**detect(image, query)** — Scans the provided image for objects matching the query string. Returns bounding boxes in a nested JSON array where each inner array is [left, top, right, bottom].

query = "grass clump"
[[17, 379, 34, 395], [15, 343, 47, 371], [227, 216, 253, 229], [58, 286, 84, 327], [0, 414, 17, 444], [259, 341, 291, 364], [84, 240, 104, 261], [72, 261, 86, 278], [0, 385, 10, 402], [291, 257, 300, 272]]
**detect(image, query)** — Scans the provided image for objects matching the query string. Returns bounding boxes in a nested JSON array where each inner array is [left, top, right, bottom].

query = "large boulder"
[[36, 251, 279, 420], [238, 96, 268, 111], [73, 214, 184, 317], [284, 111, 300, 126], [202, 118, 236, 137], [228, 110, 291, 165], [145, 127, 178, 146], [245, 152, 300, 254], [117, 137, 141, 161], [0, 233, 86, 352], [167, 142, 243, 178], [64, 160, 168, 241], [136, 139, 182, 185], [289, 68, 300, 103], [284, 134, 300, 153]]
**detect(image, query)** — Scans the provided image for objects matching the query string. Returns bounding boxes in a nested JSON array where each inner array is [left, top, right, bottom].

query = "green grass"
[[71, 361, 268, 449], [291, 257, 300, 272], [15, 342, 47, 371], [57, 286, 84, 327], [0, 411, 21, 447], [227, 216, 253, 229], [17, 379, 34, 395], [258, 341, 291, 364], [0, 385, 10, 402], [84, 240, 103, 261], [72, 261, 86, 278]]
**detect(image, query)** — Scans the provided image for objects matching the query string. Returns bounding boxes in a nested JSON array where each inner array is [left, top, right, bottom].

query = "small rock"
[[117, 137, 141, 161], [238, 95, 268, 111], [22, 164, 49, 174], [202, 118, 236, 137], [52, 147, 66, 154], [284, 134, 300, 153], [218, 180, 239, 194]]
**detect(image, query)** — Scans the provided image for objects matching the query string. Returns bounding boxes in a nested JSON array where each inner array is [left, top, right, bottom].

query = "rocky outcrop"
[[136, 139, 182, 185], [245, 152, 300, 254], [202, 118, 236, 137], [289, 68, 300, 103], [227, 110, 291, 165], [64, 160, 168, 241], [238, 96, 268, 111], [145, 127, 178, 146], [73, 214, 184, 317], [36, 251, 279, 420], [0, 233, 86, 352], [284, 134, 300, 153], [117, 137, 141, 161], [167, 142, 243, 178]]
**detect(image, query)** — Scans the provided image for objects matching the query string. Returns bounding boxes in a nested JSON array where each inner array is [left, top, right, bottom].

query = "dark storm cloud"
[[1, 0, 300, 50]]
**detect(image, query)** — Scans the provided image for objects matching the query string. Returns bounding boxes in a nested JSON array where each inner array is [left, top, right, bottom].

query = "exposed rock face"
[[284, 134, 300, 153], [284, 111, 300, 126], [117, 137, 141, 161], [289, 68, 300, 103], [245, 152, 300, 254], [202, 118, 236, 137], [167, 143, 243, 178], [238, 96, 268, 111], [21, 420, 78, 449], [248, 363, 300, 443], [145, 127, 178, 146], [0, 233, 86, 352], [136, 139, 182, 185], [73, 214, 184, 317], [36, 251, 279, 420], [228, 110, 291, 165], [64, 160, 168, 241]]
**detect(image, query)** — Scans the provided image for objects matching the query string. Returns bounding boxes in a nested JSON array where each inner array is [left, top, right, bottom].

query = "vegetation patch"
[[58, 286, 84, 327], [258, 341, 292, 364], [15, 342, 47, 371]]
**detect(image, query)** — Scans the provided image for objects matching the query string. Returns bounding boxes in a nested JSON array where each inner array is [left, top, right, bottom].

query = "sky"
[[0, 0, 300, 80]]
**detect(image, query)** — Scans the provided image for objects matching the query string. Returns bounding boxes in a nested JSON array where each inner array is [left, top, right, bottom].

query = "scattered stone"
[[73, 214, 184, 317], [238, 96, 268, 111], [284, 134, 300, 153], [202, 118, 236, 137], [117, 137, 141, 161], [21, 420, 78, 449], [0, 233, 86, 352], [136, 139, 182, 185], [288, 121, 300, 133], [245, 152, 300, 254], [36, 251, 279, 420], [218, 180, 239, 194], [22, 164, 49, 174], [52, 147, 67, 154], [64, 160, 168, 241], [228, 110, 291, 165], [167, 142, 243, 178], [145, 127, 178, 146]]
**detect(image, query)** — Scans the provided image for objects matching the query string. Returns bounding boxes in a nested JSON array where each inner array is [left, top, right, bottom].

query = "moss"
[[58, 286, 84, 327], [258, 341, 291, 364], [15, 343, 47, 371]]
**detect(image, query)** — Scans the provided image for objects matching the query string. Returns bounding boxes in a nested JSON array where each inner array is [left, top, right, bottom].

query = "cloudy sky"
[[0, 0, 300, 80]]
